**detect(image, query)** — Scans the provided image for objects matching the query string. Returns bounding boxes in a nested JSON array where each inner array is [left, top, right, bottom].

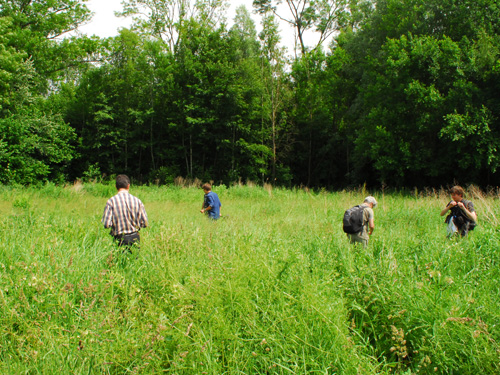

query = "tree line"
[[1, 0, 499, 188]]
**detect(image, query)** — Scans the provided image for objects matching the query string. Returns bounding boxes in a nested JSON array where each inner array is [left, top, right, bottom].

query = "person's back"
[[102, 174, 148, 248], [345, 196, 377, 247]]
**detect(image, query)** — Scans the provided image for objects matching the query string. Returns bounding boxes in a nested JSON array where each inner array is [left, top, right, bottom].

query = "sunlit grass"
[[0, 183, 499, 374]]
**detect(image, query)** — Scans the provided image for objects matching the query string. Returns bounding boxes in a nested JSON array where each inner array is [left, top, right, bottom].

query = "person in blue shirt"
[[200, 183, 222, 220]]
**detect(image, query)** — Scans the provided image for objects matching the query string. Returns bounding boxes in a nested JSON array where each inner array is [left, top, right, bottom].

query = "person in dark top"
[[200, 183, 222, 220], [440, 185, 477, 237]]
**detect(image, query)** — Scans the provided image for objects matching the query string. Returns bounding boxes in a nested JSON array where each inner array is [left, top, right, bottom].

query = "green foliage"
[[253, 0, 352, 54], [0, 17, 27, 115], [291, 49, 340, 187], [82, 163, 102, 183], [0, 107, 75, 184], [65, 17, 273, 184], [328, 0, 500, 186], [0, 0, 93, 84], [0, 1, 97, 185], [0, 48, 75, 184], [121, 0, 228, 52], [3, 0, 500, 188], [259, 12, 294, 184]]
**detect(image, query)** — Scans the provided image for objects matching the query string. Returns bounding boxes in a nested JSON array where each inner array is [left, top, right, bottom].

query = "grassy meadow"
[[0, 182, 499, 374]]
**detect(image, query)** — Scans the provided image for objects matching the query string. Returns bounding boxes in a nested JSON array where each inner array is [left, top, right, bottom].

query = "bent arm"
[[461, 205, 477, 222], [201, 194, 215, 213], [440, 201, 454, 216]]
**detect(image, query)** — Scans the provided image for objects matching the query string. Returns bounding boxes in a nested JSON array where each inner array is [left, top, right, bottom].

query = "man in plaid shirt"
[[102, 174, 148, 249]]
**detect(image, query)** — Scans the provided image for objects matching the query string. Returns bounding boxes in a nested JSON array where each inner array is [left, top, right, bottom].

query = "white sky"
[[77, 0, 304, 54]]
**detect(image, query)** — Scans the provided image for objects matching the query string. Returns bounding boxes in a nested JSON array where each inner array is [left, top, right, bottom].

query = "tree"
[[0, 107, 75, 184], [253, 0, 350, 55], [171, 20, 239, 180], [63, 29, 172, 179], [120, 0, 229, 52], [259, 12, 293, 183], [0, 0, 95, 86], [0, 18, 75, 184], [330, 0, 500, 186], [228, 6, 272, 182], [230, 5, 260, 58], [253, 0, 366, 187], [0, 17, 26, 116], [290, 49, 334, 186]]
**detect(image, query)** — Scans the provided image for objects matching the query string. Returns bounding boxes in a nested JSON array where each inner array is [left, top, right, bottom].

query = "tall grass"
[[0, 184, 498, 374]]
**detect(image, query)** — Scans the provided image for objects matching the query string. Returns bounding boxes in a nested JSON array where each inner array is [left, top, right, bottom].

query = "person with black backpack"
[[343, 196, 378, 247], [440, 186, 477, 237]]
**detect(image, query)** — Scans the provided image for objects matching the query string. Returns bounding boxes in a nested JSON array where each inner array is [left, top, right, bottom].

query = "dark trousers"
[[113, 232, 140, 250]]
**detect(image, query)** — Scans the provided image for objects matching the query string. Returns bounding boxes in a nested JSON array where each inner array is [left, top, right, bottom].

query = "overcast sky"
[[77, 0, 304, 54]]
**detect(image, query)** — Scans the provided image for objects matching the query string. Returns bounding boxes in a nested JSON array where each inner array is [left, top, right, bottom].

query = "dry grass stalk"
[[263, 183, 273, 196], [468, 185, 498, 226]]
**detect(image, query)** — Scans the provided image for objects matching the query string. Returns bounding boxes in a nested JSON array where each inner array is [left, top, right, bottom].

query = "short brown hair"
[[202, 183, 212, 191], [116, 174, 131, 189], [450, 185, 464, 197]]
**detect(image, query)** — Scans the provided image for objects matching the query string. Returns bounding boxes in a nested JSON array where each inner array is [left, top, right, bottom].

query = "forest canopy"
[[1, 0, 499, 188]]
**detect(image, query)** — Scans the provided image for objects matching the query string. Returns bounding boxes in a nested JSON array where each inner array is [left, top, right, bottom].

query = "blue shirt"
[[204, 191, 221, 219]]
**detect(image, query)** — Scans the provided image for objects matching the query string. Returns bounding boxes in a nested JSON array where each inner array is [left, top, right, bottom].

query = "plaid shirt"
[[102, 190, 148, 236]]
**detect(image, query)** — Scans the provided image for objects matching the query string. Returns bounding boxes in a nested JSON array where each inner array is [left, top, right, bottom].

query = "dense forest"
[[1, 0, 500, 188]]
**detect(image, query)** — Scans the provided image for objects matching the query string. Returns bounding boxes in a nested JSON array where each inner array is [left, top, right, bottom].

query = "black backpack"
[[445, 199, 477, 231], [343, 205, 365, 234]]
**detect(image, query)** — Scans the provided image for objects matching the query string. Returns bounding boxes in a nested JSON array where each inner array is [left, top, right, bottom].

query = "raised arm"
[[457, 201, 477, 222], [440, 201, 455, 216]]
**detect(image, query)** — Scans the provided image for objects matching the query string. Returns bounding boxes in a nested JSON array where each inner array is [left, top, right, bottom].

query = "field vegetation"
[[1, 182, 499, 374]]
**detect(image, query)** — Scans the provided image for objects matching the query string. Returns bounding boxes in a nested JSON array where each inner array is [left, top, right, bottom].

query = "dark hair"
[[116, 174, 131, 190], [202, 183, 212, 191], [450, 185, 465, 197]]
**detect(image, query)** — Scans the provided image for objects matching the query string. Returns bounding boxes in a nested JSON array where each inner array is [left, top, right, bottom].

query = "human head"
[[450, 185, 464, 198], [364, 196, 378, 208], [116, 174, 131, 190], [450, 185, 464, 201], [202, 183, 212, 192]]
